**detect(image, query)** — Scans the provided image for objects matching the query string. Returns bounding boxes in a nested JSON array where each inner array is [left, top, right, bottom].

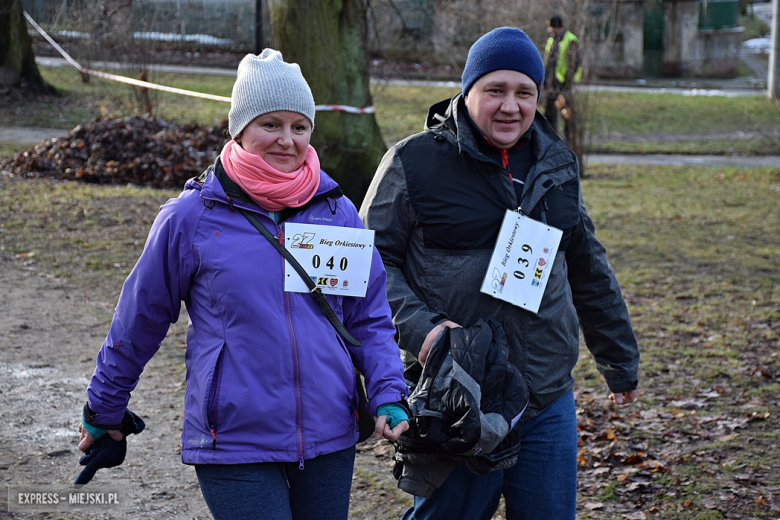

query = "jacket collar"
[[424, 94, 578, 210], [195, 158, 344, 222], [425, 94, 484, 161]]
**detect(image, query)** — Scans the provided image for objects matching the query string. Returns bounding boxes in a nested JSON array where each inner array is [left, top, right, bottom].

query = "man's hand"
[[609, 390, 637, 405], [418, 320, 461, 366]]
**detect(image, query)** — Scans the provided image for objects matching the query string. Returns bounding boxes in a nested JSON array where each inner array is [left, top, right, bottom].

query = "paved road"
[[35, 56, 238, 77], [0, 127, 68, 145], [587, 153, 779, 168], [751, 1, 775, 27]]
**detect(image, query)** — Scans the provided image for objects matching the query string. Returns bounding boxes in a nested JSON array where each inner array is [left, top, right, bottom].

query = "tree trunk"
[[0, 0, 57, 94], [271, 0, 386, 206]]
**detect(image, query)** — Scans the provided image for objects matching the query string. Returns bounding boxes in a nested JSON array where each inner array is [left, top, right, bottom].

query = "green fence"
[[22, 0, 256, 48], [643, 0, 664, 77], [699, 0, 739, 29]]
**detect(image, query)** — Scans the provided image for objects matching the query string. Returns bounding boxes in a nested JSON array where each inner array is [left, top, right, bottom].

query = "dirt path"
[[0, 255, 408, 519], [0, 257, 212, 518], [0, 127, 69, 145]]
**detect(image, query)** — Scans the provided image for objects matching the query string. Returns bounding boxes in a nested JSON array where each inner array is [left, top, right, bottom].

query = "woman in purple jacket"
[[76, 49, 409, 519]]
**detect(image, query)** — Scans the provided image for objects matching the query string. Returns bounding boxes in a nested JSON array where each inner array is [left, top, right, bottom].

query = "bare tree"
[[60, 0, 161, 114], [429, 0, 553, 65], [0, 0, 57, 94], [270, 0, 387, 206]]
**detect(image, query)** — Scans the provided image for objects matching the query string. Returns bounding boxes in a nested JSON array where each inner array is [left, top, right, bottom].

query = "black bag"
[[355, 370, 375, 443]]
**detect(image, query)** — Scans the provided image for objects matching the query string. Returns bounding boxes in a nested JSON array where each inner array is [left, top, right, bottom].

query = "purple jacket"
[[87, 164, 407, 466]]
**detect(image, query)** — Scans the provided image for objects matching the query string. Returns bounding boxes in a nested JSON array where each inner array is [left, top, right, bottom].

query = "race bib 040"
[[284, 223, 375, 297], [479, 210, 562, 314]]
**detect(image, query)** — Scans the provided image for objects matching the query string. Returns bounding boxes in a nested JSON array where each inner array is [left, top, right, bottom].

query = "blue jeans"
[[401, 389, 578, 520], [195, 445, 356, 520]]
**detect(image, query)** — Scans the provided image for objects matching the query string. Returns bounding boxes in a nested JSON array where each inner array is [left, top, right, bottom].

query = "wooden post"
[[769, 0, 779, 100], [255, 0, 264, 54]]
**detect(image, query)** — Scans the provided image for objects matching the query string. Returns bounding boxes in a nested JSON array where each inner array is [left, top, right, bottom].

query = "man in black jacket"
[[360, 27, 639, 520]]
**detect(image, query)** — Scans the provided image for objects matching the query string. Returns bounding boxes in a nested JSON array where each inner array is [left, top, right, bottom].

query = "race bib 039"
[[479, 210, 563, 314]]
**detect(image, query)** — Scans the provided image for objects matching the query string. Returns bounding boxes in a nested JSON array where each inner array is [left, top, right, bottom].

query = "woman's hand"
[[374, 414, 409, 442], [78, 423, 123, 452]]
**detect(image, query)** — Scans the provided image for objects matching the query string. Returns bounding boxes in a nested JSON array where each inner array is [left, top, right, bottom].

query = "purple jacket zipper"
[[279, 225, 305, 470], [207, 346, 224, 450]]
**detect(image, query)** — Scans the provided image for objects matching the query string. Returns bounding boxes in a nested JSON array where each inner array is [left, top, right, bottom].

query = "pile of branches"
[[1, 115, 229, 189]]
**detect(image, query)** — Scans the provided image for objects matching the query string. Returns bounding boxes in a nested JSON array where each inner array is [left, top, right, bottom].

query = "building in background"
[[594, 0, 744, 78], [23, 0, 745, 79]]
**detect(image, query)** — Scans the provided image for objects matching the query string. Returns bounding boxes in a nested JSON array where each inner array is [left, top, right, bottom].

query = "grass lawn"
[[573, 164, 780, 518], [0, 143, 29, 158], [1, 65, 779, 156], [1, 163, 778, 518], [0, 66, 232, 130], [587, 92, 779, 137], [370, 81, 459, 144]]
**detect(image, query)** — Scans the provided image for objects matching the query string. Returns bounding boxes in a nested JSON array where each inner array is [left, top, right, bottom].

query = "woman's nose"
[[276, 128, 293, 145]]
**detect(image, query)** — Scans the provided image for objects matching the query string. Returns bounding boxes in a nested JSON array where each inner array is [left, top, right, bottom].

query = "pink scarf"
[[219, 140, 321, 211]]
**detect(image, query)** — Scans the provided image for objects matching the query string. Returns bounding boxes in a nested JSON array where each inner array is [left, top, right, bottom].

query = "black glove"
[[74, 409, 145, 485]]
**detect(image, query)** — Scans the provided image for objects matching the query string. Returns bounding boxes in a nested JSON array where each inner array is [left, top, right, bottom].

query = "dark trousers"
[[543, 79, 576, 145], [400, 390, 578, 520], [195, 445, 356, 520]]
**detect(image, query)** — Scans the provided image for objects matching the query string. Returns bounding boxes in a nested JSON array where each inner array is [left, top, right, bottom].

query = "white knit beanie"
[[228, 49, 316, 139]]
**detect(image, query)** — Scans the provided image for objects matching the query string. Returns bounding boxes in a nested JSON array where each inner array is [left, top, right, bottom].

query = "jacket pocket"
[[205, 344, 225, 450], [334, 333, 359, 410]]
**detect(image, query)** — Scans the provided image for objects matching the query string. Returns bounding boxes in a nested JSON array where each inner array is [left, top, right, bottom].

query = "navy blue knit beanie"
[[461, 27, 545, 95]]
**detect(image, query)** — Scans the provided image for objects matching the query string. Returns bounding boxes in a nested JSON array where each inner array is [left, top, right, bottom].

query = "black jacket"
[[360, 95, 639, 421], [392, 320, 528, 498]]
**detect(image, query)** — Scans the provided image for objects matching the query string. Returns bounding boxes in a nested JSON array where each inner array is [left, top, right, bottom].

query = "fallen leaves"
[[0, 115, 229, 189], [582, 501, 604, 510], [575, 371, 779, 518]]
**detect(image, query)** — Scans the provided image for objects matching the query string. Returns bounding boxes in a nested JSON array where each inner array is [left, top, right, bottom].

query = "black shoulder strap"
[[208, 160, 361, 347], [237, 208, 361, 347]]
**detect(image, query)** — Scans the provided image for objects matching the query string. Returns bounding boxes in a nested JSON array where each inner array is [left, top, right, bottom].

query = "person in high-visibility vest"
[[543, 15, 582, 145]]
